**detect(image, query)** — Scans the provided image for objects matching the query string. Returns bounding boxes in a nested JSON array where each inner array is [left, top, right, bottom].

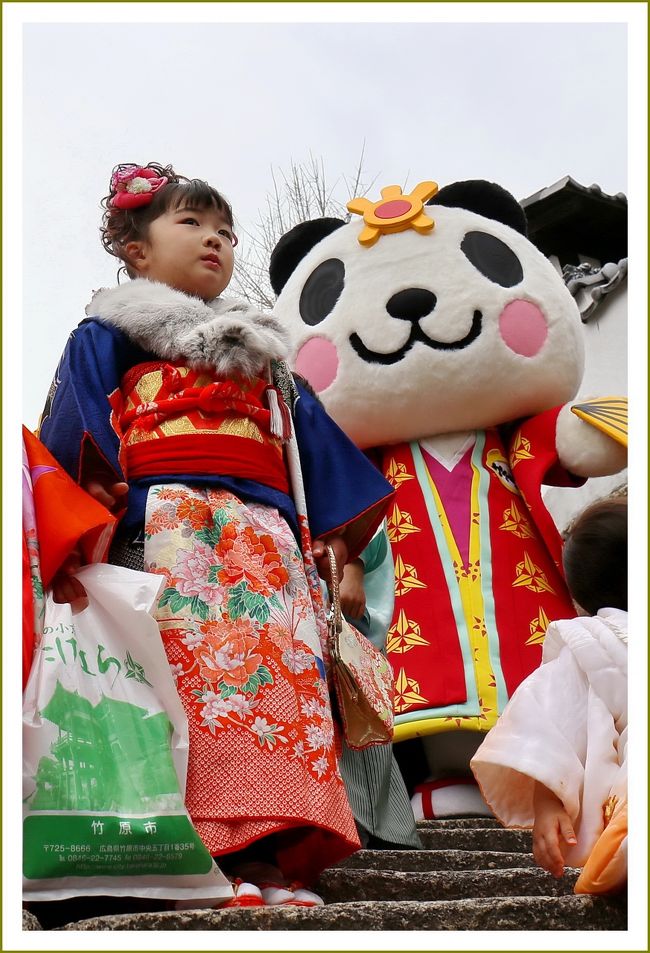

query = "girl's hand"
[[50, 549, 88, 607], [532, 782, 577, 878], [339, 559, 366, 619], [312, 535, 348, 588], [83, 479, 129, 513]]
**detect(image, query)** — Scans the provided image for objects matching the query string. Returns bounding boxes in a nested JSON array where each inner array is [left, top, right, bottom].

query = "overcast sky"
[[15, 7, 635, 428]]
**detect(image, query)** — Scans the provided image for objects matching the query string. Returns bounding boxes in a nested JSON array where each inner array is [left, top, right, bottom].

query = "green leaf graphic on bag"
[[123, 651, 153, 687]]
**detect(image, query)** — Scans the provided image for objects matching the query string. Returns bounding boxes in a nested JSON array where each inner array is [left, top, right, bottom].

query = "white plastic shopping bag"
[[23, 564, 233, 902]]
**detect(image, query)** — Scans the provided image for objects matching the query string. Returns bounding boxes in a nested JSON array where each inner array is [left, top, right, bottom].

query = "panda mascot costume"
[[269, 178, 627, 822]]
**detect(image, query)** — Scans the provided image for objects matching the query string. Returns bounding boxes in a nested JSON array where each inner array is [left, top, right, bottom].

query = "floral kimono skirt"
[[143, 484, 359, 882]]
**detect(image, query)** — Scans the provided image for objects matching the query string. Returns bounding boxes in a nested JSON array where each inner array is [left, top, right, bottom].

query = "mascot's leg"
[[395, 731, 493, 821], [339, 740, 422, 849]]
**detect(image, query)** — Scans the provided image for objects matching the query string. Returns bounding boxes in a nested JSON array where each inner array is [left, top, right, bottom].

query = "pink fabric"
[[420, 445, 474, 564]]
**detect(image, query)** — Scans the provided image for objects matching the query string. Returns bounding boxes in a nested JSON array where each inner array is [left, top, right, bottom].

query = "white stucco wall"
[[543, 282, 628, 534]]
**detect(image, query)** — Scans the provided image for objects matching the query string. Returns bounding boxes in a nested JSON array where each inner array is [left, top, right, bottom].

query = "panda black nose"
[[386, 288, 437, 322]]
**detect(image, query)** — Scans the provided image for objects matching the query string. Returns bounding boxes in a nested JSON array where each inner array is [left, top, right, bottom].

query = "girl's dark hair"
[[100, 162, 235, 279], [562, 497, 627, 615]]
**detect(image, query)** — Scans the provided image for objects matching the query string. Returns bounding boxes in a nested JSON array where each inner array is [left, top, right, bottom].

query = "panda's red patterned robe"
[[381, 406, 581, 741]]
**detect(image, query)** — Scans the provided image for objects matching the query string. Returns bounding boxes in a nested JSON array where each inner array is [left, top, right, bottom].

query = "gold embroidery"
[[394, 668, 428, 712], [159, 415, 199, 436], [394, 555, 427, 596], [386, 458, 415, 488], [510, 433, 534, 469], [387, 503, 421, 542], [512, 553, 556, 594], [527, 606, 551, 645], [135, 370, 163, 404], [216, 417, 264, 443], [125, 426, 158, 444], [500, 500, 535, 538], [386, 609, 429, 655]]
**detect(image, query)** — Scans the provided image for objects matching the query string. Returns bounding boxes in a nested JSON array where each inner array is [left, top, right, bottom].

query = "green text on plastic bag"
[[24, 814, 213, 879]]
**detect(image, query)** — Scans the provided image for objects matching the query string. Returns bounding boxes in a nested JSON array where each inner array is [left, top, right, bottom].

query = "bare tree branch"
[[230, 148, 378, 309]]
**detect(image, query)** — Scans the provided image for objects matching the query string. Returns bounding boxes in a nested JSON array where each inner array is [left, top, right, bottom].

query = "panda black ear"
[[269, 218, 346, 296], [428, 180, 528, 237]]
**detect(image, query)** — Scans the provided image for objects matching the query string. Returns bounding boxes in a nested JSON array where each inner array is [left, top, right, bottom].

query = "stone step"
[[22, 910, 41, 931], [416, 816, 503, 829], [53, 894, 627, 931], [317, 866, 579, 902], [418, 826, 532, 852], [338, 848, 536, 872]]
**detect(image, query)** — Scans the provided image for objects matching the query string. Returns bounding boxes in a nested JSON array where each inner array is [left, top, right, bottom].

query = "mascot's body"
[[270, 180, 626, 817]]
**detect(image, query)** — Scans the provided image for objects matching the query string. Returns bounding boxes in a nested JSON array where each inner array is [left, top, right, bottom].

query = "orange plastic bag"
[[574, 796, 627, 895]]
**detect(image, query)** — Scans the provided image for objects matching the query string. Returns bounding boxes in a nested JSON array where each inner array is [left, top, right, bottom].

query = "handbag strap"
[[326, 544, 342, 635]]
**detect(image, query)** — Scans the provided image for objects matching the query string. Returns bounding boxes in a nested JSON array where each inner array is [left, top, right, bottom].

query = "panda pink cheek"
[[498, 300, 548, 357], [295, 336, 339, 393]]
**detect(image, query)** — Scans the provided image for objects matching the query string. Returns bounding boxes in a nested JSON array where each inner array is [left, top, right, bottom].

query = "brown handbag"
[[326, 545, 395, 749]]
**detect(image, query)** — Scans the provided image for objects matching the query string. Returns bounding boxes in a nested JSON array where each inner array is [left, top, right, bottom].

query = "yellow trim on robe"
[[422, 464, 498, 732]]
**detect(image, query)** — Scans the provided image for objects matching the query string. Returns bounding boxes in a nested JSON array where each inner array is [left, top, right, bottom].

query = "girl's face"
[[127, 204, 236, 301]]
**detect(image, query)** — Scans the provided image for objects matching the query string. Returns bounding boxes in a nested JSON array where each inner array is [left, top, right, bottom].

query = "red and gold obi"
[[114, 362, 289, 493]]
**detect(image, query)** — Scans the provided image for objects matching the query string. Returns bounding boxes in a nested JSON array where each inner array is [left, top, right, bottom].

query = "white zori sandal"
[[172, 880, 266, 910], [220, 880, 267, 908], [259, 881, 324, 907]]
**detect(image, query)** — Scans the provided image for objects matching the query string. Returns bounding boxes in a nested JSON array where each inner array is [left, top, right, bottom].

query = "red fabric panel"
[[22, 428, 115, 689], [508, 406, 584, 573], [382, 444, 468, 710], [24, 428, 115, 587], [125, 433, 289, 494], [484, 428, 575, 698]]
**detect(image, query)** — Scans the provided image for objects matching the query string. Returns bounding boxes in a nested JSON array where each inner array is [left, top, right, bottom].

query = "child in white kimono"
[[471, 498, 627, 894]]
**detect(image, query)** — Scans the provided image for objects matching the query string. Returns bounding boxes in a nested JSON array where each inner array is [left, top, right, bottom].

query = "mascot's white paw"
[[556, 402, 628, 478], [411, 778, 493, 820]]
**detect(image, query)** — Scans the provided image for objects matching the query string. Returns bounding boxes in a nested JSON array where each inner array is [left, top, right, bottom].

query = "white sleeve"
[[470, 649, 588, 827]]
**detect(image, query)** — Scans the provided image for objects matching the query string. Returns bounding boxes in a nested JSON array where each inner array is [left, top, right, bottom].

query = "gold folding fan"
[[571, 397, 628, 447]]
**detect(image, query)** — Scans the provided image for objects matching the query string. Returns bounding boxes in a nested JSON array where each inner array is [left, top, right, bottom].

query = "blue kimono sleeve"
[[38, 319, 149, 484], [292, 382, 394, 560]]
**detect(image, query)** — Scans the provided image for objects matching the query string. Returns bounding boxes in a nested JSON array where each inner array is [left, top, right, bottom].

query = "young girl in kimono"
[[40, 162, 393, 907], [471, 498, 627, 894]]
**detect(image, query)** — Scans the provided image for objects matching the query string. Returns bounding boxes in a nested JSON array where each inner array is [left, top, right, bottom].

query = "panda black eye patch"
[[461, 231, 523, 287], [299, 259, 345, 326]]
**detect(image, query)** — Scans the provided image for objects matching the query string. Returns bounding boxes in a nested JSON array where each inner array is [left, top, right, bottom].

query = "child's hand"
[[312, 535, 348, 588], [50, 549, 88, 607], [532, 782, 577, 878], [83, 478, 129, 513], [339, 559, 366, 619]]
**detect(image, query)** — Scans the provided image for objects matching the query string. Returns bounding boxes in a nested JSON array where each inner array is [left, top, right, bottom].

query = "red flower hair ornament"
[[109, 165, 169, 209]]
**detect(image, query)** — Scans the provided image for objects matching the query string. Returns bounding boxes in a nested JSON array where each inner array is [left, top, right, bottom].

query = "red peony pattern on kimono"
[[143, 485, 359, 882]]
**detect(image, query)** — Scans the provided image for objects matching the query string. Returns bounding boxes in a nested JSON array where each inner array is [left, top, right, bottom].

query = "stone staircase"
[[23, 817, 627, 931]]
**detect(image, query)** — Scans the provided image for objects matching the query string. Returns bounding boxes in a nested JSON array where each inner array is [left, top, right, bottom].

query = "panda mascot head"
[[269, 179, 585, 448]]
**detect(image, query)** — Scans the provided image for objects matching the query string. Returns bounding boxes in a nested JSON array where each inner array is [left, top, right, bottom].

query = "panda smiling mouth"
[[349, 310, 483, 365]]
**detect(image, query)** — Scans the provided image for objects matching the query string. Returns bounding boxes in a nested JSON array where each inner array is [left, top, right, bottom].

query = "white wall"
[[543, 283, 628, 533]]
